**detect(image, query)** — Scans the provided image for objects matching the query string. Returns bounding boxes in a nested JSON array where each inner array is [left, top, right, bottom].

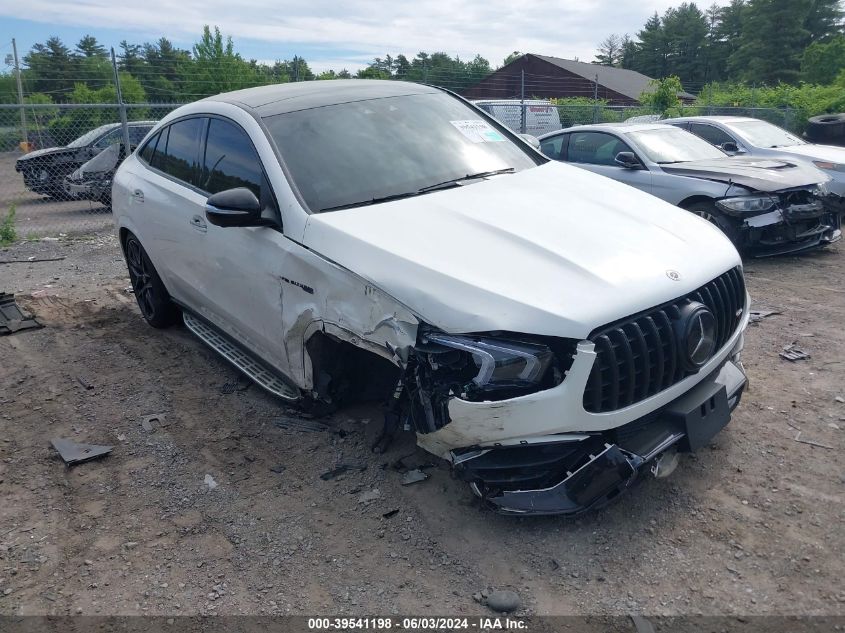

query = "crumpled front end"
[[404, 267, 750, 515], [728, 188, 842, 257]]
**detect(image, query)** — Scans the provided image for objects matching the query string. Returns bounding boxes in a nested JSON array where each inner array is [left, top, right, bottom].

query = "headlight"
[[716, 195, 777, 215], [812, 160, 845, 172], [424, 333, 554, 391]]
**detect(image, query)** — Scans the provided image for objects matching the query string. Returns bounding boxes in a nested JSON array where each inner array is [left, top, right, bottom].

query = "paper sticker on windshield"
[[450, 120, 506, 143]]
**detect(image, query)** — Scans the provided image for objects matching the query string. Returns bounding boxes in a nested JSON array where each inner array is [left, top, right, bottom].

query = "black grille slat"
[[583, 267, 745, 413]]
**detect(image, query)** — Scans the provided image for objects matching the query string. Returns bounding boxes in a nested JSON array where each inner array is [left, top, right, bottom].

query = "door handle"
[[132, 189, 144, 203], [190, 214, 207, 232]]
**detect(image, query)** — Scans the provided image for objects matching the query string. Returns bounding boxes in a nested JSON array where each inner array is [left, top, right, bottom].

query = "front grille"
[[583, 267, 745, 413]]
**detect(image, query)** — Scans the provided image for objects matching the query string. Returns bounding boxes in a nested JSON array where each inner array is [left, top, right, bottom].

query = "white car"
[[664, 115, 845, 199], [113, 81, 749, 515], [539, 123, 840, 257]]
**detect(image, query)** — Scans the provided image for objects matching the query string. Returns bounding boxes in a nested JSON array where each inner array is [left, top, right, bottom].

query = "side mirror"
[[205, 187, 269, 228], [720, 141, 744, 154], [614, 151, 642, 169], [519, 133, 541, 150]]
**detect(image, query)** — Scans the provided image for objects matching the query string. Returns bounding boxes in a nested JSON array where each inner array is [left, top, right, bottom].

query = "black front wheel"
[[684, 201, 743, 251], [124, 233, 180, 328]]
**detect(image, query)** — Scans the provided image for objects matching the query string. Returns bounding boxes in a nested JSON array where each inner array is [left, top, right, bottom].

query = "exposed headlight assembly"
[[424, 333, 554, 392], [716, 195, 777, 216]]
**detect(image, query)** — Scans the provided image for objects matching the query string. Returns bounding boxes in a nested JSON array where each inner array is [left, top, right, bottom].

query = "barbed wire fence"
[[0, 46, 801, 240]]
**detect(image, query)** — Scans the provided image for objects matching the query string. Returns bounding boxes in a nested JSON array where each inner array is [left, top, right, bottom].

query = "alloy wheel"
[[126, 238, 156, 320]]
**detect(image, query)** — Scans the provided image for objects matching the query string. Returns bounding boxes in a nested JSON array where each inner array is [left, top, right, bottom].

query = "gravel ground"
[[0, 232, 843, 618]]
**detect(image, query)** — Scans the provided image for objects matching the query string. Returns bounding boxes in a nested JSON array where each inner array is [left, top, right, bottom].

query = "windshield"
[[67, 124, 116, 149], [628, 127, 727, 163], [727, 120, 805, 148], [262, 92, 539, 212]]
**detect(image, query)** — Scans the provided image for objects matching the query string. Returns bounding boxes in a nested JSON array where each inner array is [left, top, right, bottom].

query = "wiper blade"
[[318, 191, 421, 212], [417, 167, 515, 193]]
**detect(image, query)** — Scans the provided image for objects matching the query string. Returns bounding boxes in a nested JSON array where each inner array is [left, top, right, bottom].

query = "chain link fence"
[[0, 103, 179, 240], [0, 95, 796, 240]]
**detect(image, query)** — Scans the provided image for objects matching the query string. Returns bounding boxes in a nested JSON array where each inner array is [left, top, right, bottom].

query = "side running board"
[[183, 311, 300, 401]]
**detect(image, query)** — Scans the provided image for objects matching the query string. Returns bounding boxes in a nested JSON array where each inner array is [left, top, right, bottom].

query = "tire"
[[123, 233, 180, 328], [806, 113, 845, 143], [684, 201, 742, 250]]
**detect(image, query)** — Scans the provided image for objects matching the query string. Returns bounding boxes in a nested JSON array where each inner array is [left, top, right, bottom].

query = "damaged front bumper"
[[452, 359, 746, 515], [740, 195, 842, 257]]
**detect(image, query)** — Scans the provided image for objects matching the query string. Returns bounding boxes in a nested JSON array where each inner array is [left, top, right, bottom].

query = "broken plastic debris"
[[204, 474, 218, 490], [141, 414, 166, 432], [50, 438, 113, 466], [780, 343, 810, 362], [401, 468, 430, 485], [0, 292, 42, 335], [748, 309, 781, 324], [320, 463, 367, 480]]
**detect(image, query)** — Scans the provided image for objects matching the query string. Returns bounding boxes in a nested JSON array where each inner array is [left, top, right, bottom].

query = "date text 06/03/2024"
[[306, 617, 529, 630]]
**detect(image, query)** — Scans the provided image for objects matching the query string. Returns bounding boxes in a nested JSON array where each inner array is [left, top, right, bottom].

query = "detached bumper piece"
[[453, 365, 744, 515], [0, 292, 42, 335]]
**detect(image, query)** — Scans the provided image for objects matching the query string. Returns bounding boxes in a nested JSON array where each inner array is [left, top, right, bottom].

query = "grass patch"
[[0, 204, 16, 246]]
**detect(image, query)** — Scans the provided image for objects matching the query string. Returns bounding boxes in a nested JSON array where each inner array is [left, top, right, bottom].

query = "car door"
[[564, 131, 653, 193], [131, 116, 209, 308], [192, 116, 294, 373]]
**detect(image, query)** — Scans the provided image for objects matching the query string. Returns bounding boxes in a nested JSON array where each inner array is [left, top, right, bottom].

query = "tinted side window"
[[149, 127, 169, 171], [540, 134, 565, 160], [201, 118, 263, 197], [139, 131, 160, 163], [158, 118, 203, 185], [567, 132, 634, 166], [689, 123, 735, 147]]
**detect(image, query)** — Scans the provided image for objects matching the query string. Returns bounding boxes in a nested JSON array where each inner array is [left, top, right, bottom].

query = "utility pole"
[[593, 74, 599, 123], [520, 69, 526, 134], [12, 38, 27, 147], [111, 48, 131, 156]]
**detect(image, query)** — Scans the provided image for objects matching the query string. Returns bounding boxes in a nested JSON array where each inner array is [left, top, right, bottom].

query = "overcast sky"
[[0, 0, 733, 72]]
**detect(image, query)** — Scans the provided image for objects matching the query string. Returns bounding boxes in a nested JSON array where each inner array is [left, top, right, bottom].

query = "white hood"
[[303, 162, 741, 338]]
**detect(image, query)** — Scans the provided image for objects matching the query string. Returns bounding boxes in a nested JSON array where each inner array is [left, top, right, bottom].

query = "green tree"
[[662, 3, 709, 85], [801, 34, 845, 83], [503, 51, 522, 66], [804, 0, 844, 42], [594, 34, 623, 66], [729, 0, 812, 84], [633, 13, 669, 77], [75, 35, 107, 58], [640, 75, 684, 113], [23, 37, 75, 98]]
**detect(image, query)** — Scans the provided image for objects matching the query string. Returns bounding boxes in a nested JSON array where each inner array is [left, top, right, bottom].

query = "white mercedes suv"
[[113, 80, 749, 515]]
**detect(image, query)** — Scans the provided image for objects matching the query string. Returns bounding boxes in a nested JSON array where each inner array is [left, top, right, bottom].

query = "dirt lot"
[[0, 231, 843, 618]]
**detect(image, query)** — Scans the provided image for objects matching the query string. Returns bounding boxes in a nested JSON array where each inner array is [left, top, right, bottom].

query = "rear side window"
[[139, 131, 160, 163], [540, 134, 565, 160], [144, 118, 204, 186], [201, 118, 263, 197], [567, 131, 633, 166]]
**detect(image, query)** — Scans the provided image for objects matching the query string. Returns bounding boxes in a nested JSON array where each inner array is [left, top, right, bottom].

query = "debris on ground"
[[485, 589, 521, 613], [50, 438, 113, 466], [630, 615, 657, 633], [382, 509, 400, 519], [204, 474, 219, 490], [76, 375, 94, 390], [273, 417, 328, 433], [0, 292, 42, 335], [320, 463, 367, 481], [0, 256, 66, 264], [749, 309, 781, 324], [401, 468, 430, 486], [780, 343, 810, 362], [140, 414, 166, 433], [269, 464, 286, 474], [358, 488, 381, 504], [793, 431, 834, 450]]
